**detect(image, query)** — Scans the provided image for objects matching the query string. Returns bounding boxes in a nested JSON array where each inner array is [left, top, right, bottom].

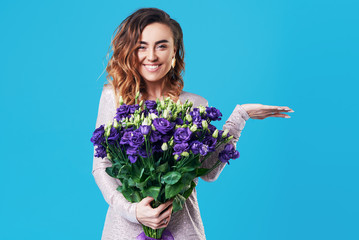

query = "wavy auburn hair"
[[105, 8, 185, 108]]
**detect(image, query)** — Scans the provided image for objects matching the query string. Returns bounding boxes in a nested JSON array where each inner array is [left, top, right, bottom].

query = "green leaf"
[[128, 178, 136, 187], [172, 194, 186, 213], [156, 162, 169, 173], [143, 186, 161, 200], [117, 184, 142, 203], [135, 176, 151, 190], [165, 181, 184, 199], [196, 168, 211, 177], [106, 164, 121, 178], [181, 172, 196, 186], [180, 166, 196, 173], [162, 171, 181, 185], [132, 164, 144, 181], [183, 181, 196, 199]]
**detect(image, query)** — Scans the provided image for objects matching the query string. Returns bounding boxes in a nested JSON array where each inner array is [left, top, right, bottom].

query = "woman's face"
[[137, 22, 176, 84]]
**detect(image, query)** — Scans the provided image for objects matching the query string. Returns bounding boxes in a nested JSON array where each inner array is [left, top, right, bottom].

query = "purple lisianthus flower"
[[152, 142, 163, 153], [91, 124, 105, 146], [190, 141, 209, 156], [149, 131, 162, 143], [126, 146, 138, 155], [94, 145, 107, 158], [140, 125, 151, 136], [115, 104, 130, 120], [153, 118, 175, 134], [174, 127, 192, 143], [190, 140, 202, 154], [206, 107, 222, 121], [190, 108, 201, 118], [128, 154, 138, 163], [189, 109, 203, 127], [129, 104, 140, 114], [129, 129, 144, 147], [138, 146, 149, 158], [219, 144, 240, 164], [120, 131, 132, 145], [161, 133, 171, 143], [145, 100, 157, 110], [175, 117, 183, 125], [173, 142, 189, 155], [202, 136, 217, 152], [107, 127, 120, 145]]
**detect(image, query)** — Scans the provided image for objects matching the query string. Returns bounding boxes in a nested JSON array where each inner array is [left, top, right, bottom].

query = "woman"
[[92, 7, 293, 240]]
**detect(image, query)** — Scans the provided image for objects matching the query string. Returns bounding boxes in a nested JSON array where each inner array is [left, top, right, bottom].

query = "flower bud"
[[107, 153, 112, 160], [212, 129, 218, 138], [174, 154, 180, 160], [181, 151, 189, 157], [150, 113, 158, 120], [190, 124, 197, 132], [222, 129, 229, 139], [163, 109, 169, 119], [142, 118, 151, 126], [160, 99, 165, 108], [139, 100, 143, 107], [134, 115, 140, 124], [141, 113, 145, 121], [105, 126, 111, 137], [185, 114, 192, 123], [202, 120, 208, 130], [113, 119, 119, 129], [199, 106, 206, 114], [135, 91, 140, 99], [168, 138, 174, 147], [188, 102, 193, 108], [161, 143, 168, 151], [225, 135, 234, 143], [151, 124, 156, 131], [119, 96, 124, 105]]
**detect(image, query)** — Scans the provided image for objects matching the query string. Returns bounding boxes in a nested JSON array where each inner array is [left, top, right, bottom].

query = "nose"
[[147, 48, 158, 62]]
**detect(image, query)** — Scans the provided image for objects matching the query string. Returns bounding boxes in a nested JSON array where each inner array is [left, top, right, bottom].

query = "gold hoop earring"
[[171, 58, 176, 68]]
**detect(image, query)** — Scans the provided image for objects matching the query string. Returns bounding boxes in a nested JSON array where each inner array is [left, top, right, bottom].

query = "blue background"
[[1, 0, 358, 239]]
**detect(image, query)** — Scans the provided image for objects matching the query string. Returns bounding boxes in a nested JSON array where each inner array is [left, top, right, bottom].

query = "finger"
[[268, 113, 291, 118], [154, 200, 173, 215], [142, 196, 154, 206], [159, 204, 173, 219]]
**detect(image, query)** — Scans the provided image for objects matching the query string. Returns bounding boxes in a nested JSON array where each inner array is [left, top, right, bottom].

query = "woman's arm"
[[92, 85, 139, 224], [200, 103, 250, 182]]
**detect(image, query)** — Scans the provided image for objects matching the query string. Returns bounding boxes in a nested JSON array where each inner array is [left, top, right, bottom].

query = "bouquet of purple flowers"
[[91, 94, 240, 239]]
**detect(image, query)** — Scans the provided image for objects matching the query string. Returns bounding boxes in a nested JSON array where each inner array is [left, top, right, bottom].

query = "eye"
[[138, 46, 146, 50], [157, 44, 167, 49]]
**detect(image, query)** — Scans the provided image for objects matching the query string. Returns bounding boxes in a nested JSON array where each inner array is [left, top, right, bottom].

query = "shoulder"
[[99, 83, 115, 102], [179, 90, 208, 108]]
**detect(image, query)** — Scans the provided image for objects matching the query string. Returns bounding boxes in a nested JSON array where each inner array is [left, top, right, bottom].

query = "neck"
[[144, 79, 167, 101]]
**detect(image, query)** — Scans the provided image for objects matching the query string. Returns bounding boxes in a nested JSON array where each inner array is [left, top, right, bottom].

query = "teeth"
[[145, 65, 159, 69]]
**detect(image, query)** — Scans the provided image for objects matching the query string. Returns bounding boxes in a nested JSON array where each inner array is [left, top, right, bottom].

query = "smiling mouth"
[[144, 64, 161, 72]]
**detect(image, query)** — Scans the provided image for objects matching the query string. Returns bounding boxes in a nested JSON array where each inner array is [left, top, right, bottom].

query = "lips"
[[144, 64, 161, 72]]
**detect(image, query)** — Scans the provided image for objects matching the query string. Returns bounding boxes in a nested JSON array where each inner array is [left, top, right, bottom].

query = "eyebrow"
[[139, 40, 169, 45]]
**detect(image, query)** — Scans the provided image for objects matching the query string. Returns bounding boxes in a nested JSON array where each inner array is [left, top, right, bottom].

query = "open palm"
[[241, 104, 294, 120]]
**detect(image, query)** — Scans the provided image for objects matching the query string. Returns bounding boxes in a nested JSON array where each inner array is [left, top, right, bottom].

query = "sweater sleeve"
[[92, 85, 139, 224], [200, 101, 250, 182]]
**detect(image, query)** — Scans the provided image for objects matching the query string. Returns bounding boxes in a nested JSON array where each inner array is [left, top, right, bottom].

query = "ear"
[[173, 46, 177, 58]]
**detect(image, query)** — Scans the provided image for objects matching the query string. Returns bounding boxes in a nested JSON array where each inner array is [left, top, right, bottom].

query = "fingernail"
[[285, 116, 291, 118]]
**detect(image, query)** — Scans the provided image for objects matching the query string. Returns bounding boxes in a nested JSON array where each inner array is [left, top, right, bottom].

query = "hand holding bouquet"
[[91, 94, 240, 239]]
